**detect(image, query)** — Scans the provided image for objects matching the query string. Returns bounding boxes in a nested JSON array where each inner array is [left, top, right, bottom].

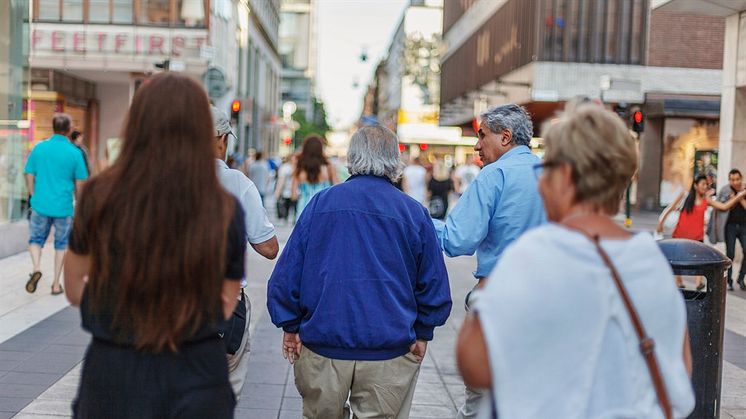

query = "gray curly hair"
[[347, 125, 404, 182], [480, 104, 533, 147]]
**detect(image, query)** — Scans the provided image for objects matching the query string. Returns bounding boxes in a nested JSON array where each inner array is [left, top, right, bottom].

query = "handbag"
[[564, 224, 674, 419], [219, 289, 247, 355]]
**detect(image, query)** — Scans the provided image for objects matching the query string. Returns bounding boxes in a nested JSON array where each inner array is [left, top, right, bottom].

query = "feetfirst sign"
[[31, 24, 208, 57]]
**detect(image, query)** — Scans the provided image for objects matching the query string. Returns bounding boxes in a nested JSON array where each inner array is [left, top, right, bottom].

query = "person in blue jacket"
[[267, 125, 452, 419]]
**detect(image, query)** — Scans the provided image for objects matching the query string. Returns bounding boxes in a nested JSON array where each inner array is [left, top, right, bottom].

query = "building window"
[[139, 0, 170, 26], [38, 0, 61, 21], [62, 0, 83, 21], [176, 0, 206, 27], [113, 0, 134, 24], [88, 0, 109, 23]]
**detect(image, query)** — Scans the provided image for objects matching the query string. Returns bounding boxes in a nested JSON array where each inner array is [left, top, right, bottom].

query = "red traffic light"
[[398, 144, 406, 153], [633, 111, 642, 124], [283, 137, 292, 145], [231, 100, 241, 113], [419, 144, 428, 151]]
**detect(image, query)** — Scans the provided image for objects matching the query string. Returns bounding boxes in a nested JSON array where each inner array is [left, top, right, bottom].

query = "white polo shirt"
[[216, 159, 276, 287]]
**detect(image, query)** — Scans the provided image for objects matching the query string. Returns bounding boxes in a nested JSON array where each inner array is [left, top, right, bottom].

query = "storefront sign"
[[31, 24, 208, 58]]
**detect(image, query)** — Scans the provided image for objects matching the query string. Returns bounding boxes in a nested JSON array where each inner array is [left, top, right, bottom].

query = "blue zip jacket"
[[267, 175, 452, 361]]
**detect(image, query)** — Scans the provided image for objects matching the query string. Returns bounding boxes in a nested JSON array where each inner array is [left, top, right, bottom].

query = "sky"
[[315, 0, 408, 129]]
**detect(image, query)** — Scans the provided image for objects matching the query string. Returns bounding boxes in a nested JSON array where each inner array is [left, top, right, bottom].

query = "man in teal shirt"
[[24, 114, 88, 295]]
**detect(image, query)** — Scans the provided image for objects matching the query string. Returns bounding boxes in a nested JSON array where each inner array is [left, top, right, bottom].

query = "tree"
[[292, 98, 331, 144]]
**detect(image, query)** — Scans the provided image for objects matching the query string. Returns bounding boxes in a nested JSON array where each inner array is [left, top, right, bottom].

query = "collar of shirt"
[[493, 145, 531, 165], [346, 174, 393, 184], [50, 134, 70, 142], [216, 159, 229, 170]]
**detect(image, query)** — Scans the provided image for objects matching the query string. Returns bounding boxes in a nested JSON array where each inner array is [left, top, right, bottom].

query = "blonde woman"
[[457, 104, 695, 418]]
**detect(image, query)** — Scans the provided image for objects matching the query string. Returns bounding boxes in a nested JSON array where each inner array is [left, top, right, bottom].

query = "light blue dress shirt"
[[433, 145, 546, 278]]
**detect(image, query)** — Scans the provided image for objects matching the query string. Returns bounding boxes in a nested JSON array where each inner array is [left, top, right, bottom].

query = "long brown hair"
[[295, 135, 328, 183], [78, 73, 233, 352]]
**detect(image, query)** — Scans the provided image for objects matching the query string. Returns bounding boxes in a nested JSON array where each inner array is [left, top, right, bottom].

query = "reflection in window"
[[89, 0, 109, 23], [140, 0, 170, 26], [38, 0, 60, 21], [113, 0, 134, 24]]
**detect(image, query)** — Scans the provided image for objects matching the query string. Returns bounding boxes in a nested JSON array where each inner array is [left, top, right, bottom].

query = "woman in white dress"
[[456, 103, 695, 419]]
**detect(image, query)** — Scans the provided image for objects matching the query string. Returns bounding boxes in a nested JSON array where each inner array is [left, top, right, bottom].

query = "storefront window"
[[139, 0, 170, 26], [1, 0, 31, 224], [659, 119, 720, 206]]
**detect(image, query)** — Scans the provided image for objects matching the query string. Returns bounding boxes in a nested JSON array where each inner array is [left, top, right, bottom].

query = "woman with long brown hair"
[[64, 73, 246, 418], [292, 135, 338, 216]]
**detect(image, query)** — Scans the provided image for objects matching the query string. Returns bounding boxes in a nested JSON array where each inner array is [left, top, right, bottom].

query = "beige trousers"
[[294, 348, 421, 419]]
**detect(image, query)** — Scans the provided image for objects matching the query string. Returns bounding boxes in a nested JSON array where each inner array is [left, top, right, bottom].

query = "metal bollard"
[[658, 239, 731, 419]]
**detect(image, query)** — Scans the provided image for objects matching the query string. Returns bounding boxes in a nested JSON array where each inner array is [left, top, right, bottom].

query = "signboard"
[[31, 23, 208, 58], [204, 67, 227, 100]]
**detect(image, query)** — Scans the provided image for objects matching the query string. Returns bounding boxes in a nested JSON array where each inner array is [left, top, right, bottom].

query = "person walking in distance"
[[211, 106, 279, 397], [658, 174, 746, 289], [70, 130, 92, 175], [248, 151, 271, 205], [274, 154, 298, 225], [402, 156, 428, 205], [24, 113, 89, 295], [707, 169, 746, 290], [267, 125, 451, 419], [63, 73, 246, 418], [453, 156, 480, 195], [433, 104, 546, 418], [292, 135, 338, 217]]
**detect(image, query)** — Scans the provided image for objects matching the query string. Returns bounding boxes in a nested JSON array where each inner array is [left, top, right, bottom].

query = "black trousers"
[[725, 222, 746, 282], [73, 338, 235, 419]]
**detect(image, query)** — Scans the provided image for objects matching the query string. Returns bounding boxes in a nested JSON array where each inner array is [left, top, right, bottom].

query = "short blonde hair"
[[543, 104, 638, 214]]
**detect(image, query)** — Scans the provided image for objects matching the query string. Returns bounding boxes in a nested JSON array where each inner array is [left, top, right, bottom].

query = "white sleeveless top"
[[473, 224, 695, 419]]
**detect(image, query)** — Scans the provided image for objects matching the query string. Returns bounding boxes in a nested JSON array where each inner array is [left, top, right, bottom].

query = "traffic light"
[[632, 109, 644, 133], [230, 100, 241, 123]]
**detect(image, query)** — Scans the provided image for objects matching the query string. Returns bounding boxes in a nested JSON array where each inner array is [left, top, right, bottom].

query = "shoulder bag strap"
[[569, 228, 674, 419]]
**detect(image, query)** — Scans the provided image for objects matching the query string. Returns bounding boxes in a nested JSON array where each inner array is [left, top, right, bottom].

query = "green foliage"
[[293, 98, 331, 143]]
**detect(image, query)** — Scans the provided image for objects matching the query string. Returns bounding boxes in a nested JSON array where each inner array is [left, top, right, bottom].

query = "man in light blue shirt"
[[433, 103, 545, 418], [24, 113, 88, 296]]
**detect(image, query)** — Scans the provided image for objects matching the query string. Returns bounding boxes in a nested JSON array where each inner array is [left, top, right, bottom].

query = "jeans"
[[28, 209, 72, 250], [725, 223, 746, 283]]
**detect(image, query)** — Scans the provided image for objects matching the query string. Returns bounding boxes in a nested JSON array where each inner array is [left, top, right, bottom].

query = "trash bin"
[[658, 239, 731, 419]]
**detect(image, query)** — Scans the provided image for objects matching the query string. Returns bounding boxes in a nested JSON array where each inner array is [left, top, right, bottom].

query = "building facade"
[[0, 0, 31, 256], [654, 0, 746, 196], [362, 0, 476, 165], [440, 0, 725, 210], [29, 0, 281, 167], [279, 0, 316, 121]]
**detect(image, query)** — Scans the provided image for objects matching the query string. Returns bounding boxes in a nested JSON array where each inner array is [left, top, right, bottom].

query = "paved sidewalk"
[[1, 216, 745, 418]]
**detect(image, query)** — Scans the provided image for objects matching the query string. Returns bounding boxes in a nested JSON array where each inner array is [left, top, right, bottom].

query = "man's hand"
[[282, 332, 302, 364], [409, 339, 428, 363]]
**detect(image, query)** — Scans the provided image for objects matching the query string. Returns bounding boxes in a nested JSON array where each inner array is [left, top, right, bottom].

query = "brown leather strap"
[[566, 227, 673, 419]]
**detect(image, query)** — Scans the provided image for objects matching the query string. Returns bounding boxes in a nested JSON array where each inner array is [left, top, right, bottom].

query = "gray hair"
[[347, 125, 403, 182], [480, 104, 533, 147]]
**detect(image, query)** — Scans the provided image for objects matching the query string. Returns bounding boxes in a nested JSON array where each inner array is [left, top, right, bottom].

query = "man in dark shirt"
[[724, 169, 746, 290]]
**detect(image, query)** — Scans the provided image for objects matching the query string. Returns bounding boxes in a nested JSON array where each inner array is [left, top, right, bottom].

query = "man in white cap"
[[211, 105, 279, 397]]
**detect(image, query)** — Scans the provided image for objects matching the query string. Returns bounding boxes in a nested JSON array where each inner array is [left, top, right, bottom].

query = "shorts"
[[28, 209, 72, 250]]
